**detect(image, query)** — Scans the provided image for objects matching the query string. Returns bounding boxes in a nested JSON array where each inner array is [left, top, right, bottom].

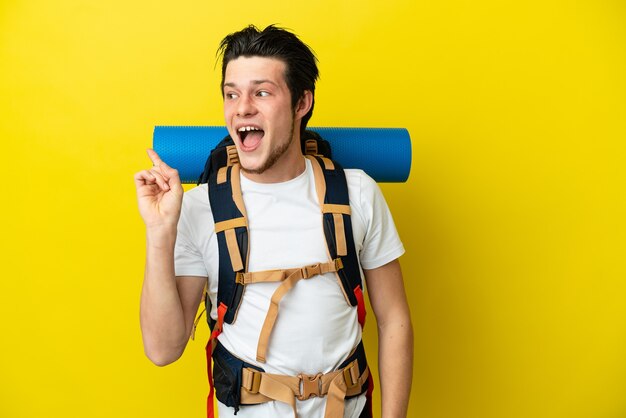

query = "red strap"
[[206, 302, 228, 418], [353, 285, 366, 328]]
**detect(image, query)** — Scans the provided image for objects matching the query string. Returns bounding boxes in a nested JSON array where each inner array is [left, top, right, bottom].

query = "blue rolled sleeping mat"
[[153, 126, 412, 183]]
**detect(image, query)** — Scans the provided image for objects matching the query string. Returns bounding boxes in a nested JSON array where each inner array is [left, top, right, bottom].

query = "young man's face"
[[223, 56, 310, 182]]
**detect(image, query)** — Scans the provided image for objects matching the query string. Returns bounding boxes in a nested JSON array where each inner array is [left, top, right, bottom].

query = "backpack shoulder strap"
[[306, 155, 367, 327], [203, 132, 364, 329], [208, 162, 248, 326]]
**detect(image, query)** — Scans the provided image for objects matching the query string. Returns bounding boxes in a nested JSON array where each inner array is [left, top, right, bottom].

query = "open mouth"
[[237, 126, 265, 150]]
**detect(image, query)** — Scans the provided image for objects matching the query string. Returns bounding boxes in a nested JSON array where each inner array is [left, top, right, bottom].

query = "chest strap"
[[250, 258, 343, 363]]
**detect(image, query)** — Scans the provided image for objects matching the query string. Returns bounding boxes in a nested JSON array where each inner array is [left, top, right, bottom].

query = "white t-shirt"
[[175, 158, 404, 418]]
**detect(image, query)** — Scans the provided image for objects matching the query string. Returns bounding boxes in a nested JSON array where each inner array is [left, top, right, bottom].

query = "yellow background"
[[1, 0, 625, 417]]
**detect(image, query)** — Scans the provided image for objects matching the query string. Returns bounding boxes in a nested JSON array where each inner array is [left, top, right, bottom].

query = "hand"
[[134, 149, 184, 229]]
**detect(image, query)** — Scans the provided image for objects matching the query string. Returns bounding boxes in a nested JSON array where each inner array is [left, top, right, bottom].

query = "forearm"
[[140, 226, 188, 365], [377, 315, 413, 418]]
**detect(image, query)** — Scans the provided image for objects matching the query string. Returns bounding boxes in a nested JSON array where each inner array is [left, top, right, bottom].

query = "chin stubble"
[[240, 120, 295, 176]]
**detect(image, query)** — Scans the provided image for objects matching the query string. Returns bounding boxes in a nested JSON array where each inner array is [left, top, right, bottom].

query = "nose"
[[236, 94, 256, 117]]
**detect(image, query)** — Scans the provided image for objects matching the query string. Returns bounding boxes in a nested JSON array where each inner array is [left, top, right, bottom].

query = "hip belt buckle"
[[297, 372, 323, 400]]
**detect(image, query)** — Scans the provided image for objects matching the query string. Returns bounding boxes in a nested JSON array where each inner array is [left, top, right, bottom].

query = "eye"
[[257, 90, 270, 97], [225, 92, 238, 100]]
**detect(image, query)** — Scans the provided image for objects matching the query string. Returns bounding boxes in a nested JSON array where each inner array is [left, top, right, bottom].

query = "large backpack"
[[197, 130, 372, 418]]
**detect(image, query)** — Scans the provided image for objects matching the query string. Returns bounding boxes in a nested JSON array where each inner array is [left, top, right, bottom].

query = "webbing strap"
[[216, 166, 228, 185], [214, 217, 247, 233], [206, 303, 227, 418], [236, 259, 342, 285], [333, 213, 348, 256], [322, 204, 351, 215], [307, 155, 326, 209], [322, 204, 351, 257], [225, 145, 239, 166], [306, 156, 358, 310], [307, 156, 350, 257], [216, 146, 240, 186], [320, 157, 334, 170], [255, 259, 342, 363], [224, 229, 244, 272], [213, 164, 248, 300], [304, 139, 319, 156], [230, 164, 247, 217], [239, 360, 369, 418]]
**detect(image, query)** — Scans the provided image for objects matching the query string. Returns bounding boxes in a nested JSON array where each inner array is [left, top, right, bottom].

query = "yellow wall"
[[1, 1, 625, 417]]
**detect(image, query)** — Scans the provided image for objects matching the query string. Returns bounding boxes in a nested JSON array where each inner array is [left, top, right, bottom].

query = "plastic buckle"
[[334, 258, 344, 271], [297, 373, 323, 400], [245, 369, 262, 394], [304, 139, 318, 156], [301, 264, 321, 279], [226, 145, 239, 166], [343, 363, 359, 389], [235, 272, 245, 284]]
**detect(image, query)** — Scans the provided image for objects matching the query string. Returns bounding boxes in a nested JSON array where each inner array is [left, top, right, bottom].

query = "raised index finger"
[[146, 148, 163, 167], [146, 148, 177, 181]]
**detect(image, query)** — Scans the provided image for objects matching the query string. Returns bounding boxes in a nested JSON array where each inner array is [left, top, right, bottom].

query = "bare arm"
[[135, 149, 206, 366], [364, 259, 413, 418]]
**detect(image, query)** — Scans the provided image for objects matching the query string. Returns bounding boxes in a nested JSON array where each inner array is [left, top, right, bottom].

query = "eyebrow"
[[223, 79, 279, 89]]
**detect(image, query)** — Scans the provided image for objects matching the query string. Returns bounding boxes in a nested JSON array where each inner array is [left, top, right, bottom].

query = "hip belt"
[[213, 340, 371, 418]]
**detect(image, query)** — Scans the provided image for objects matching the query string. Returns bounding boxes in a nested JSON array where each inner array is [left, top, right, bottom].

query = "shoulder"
[[183, 183, 209, 204], [343, 168, 387, 235], [344, 168, 384, 208], [343, 169, 405, 269], [181, 184, 210, 209]]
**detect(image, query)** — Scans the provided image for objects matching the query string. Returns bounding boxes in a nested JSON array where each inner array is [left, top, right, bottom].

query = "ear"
[[294, 90, 313, 120]]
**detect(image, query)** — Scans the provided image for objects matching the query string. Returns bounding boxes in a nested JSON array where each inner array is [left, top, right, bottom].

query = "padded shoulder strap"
[[306, 156, 364, 312], [208, 163, 248, 325]]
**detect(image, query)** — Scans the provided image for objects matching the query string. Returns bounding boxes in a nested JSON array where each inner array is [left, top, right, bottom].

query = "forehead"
[[224, 56, 287, 86]]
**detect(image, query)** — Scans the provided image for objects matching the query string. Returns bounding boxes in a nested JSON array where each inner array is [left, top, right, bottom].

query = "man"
[[134, 25, 413, 418]]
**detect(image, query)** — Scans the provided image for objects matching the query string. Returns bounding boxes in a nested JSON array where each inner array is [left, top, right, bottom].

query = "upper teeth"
[[238, 126, 261, 132]]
